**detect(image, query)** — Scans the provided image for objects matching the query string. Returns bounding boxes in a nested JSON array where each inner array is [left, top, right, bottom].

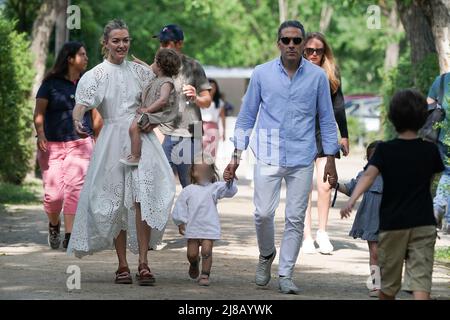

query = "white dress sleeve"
[[212, 180, 238, 201], [172, 189, 189, 226], [130, 62, 156, 90], [75, 65, 108, 110]]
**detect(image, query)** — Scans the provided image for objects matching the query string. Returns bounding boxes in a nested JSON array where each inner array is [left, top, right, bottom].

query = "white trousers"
[[253, 161, 314, 277]]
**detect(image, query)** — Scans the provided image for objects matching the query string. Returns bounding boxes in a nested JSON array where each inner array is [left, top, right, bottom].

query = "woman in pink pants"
[[34, 41, 102, 250]]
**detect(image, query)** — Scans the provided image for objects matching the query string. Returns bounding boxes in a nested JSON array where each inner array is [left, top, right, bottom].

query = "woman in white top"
[[68, 19, 176, 286], [172, 154, 237, 286], [201, 79, 226, 159]]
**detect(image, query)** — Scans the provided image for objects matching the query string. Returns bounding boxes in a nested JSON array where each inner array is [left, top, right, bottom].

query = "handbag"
[[419, 73, 447, 143]]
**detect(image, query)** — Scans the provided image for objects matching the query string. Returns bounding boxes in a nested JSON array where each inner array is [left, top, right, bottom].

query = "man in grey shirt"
[[155, 25, 212, 187]]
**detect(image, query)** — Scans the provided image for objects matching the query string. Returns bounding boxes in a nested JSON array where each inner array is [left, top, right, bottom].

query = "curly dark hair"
[[156, 48, 181, 77]]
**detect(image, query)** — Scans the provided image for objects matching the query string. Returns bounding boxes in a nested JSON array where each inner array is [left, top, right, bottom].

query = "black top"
[[369, 138, 444, 231], [36, 77, 93, 142], [316, 83, 348, 157]]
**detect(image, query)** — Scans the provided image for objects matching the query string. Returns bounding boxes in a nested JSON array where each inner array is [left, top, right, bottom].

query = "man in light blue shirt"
[[224, 20, 339, 294]]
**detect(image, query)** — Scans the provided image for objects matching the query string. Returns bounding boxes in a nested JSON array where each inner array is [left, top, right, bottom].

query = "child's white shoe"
[[302, 238, 316, 254], [316, 230, 334, 254], [119, 155, 140, 166]]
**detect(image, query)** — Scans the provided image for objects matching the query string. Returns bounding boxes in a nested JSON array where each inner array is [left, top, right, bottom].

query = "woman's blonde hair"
[[303, 32, 341, 94], [100, 19, 128, 58]]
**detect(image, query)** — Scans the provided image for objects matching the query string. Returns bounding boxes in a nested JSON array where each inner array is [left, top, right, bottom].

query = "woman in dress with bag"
[[67, 19, 175, 286]]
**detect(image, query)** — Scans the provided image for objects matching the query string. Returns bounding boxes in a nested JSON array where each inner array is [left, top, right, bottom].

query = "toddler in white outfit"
[[172, 154, 237, 286]]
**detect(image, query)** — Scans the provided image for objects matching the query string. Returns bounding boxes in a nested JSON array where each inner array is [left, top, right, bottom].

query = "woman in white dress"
[[68, 19, 175, 286]]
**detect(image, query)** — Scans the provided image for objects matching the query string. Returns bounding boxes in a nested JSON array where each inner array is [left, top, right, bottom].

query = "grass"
[[435, 247, 450, 264], [0, 178, 41, 205]]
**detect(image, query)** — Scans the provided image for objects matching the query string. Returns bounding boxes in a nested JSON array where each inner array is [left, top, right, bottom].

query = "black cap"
[[153, 24, 184, 42]]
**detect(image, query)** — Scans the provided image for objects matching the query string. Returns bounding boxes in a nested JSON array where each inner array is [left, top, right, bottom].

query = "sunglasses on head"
[[279, 37, 303, 45], [304, 47, 325, 56]]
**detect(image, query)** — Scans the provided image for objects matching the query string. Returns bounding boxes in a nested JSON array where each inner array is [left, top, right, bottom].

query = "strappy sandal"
[[189, 257, 200, 279], [198, 273, 210, 286], [136, 263, 156, 286], [115, 266, 132, 284]]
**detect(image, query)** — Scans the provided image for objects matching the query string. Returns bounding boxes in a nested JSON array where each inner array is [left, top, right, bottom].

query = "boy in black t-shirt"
[[340, 89, 445, 300]]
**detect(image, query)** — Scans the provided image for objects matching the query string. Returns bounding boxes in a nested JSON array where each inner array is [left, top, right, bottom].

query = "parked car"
[[344, 95, 382, 132]]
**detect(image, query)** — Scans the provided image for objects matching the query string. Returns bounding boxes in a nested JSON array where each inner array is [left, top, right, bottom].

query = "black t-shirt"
[[369, 138, 444, 231], [36, 77, 93, 142]]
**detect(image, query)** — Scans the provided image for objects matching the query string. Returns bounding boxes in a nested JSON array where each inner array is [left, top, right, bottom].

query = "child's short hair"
[[190, 153, 219, 184], [388, 89, 428, 133], [156, 48, 181, 77]]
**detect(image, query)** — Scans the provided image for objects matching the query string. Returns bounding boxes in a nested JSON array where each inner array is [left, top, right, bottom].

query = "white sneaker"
[[278, 277, 300, 294], [255, 249, 276, 286], [119, 158, 139, 166], [302, 237, 316, 254], [316, 230, 334, 254]]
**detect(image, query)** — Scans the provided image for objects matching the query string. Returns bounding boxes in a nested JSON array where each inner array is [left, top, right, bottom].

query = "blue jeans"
[[434, 142, 450, 221], [162, 135, 202, 188]]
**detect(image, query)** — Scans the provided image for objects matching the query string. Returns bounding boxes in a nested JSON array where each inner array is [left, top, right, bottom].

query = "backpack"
[[419, 73, 447, 143]]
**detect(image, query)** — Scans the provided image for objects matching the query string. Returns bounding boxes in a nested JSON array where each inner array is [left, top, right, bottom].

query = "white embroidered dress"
[[67, 59, 175, 258]]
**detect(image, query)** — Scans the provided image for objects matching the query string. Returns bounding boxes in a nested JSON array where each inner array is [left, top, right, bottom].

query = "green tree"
[[0, 14, 35, 184]]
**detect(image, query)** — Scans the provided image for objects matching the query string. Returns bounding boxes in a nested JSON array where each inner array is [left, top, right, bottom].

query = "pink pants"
[[202, 121, 219, 158], [37, 137, 93, 215]]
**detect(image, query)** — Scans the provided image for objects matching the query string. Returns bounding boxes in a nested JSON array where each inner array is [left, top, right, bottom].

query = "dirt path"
[[1, 153, 449, 300]]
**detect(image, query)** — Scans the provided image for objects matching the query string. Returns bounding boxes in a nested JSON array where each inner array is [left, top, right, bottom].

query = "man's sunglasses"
[[279, 37, 303, 45], [304, 47, 325, 56]]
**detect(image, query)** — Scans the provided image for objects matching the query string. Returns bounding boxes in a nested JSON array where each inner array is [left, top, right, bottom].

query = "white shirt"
[[172, 180, 237, 240], [201, 99, 224, 123]]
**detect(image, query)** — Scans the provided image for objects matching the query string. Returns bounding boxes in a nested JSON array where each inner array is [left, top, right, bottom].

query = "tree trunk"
[[278, 0, 287, 23], [319, 4, 333, 33], [396, 0, 436, 65], [54, 0, 70, 55], [428, 0, 450, 73], [29, 0, 66, 99], [383, 1, 402, 71]]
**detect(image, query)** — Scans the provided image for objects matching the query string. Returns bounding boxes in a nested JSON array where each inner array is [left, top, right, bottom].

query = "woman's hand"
[[340, 138, 350, 156], [37, 134, 48, 152], [131, 54, 151, 69], [340, 200, 355, 219], [178, 224, 186, 235], [73, 120, 88, 138], [136, 107, 146, 115]]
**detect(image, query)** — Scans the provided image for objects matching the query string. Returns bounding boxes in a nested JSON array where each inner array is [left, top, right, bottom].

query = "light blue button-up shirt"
[[233, 57, 339, 167]]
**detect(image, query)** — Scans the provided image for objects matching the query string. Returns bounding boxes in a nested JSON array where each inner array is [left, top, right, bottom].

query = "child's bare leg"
[[413, 291, 430, 300], [187, 239, 200, 279], [368, 241, 378, 266], [200, 240, 214, 275], [198, 240, 213, 286], [129, 118, 142, 160], [368, 241, 380, 296]]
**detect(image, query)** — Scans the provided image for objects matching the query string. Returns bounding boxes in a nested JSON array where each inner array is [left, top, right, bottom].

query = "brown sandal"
[[115, 266, 132, 284], [136, 263, 155, 286]]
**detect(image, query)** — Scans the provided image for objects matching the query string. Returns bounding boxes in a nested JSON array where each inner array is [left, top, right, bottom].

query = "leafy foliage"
[[0, 14, 35, 184]]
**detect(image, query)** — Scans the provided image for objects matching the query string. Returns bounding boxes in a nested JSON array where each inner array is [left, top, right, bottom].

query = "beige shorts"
[[378, 225, 437, 297]]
